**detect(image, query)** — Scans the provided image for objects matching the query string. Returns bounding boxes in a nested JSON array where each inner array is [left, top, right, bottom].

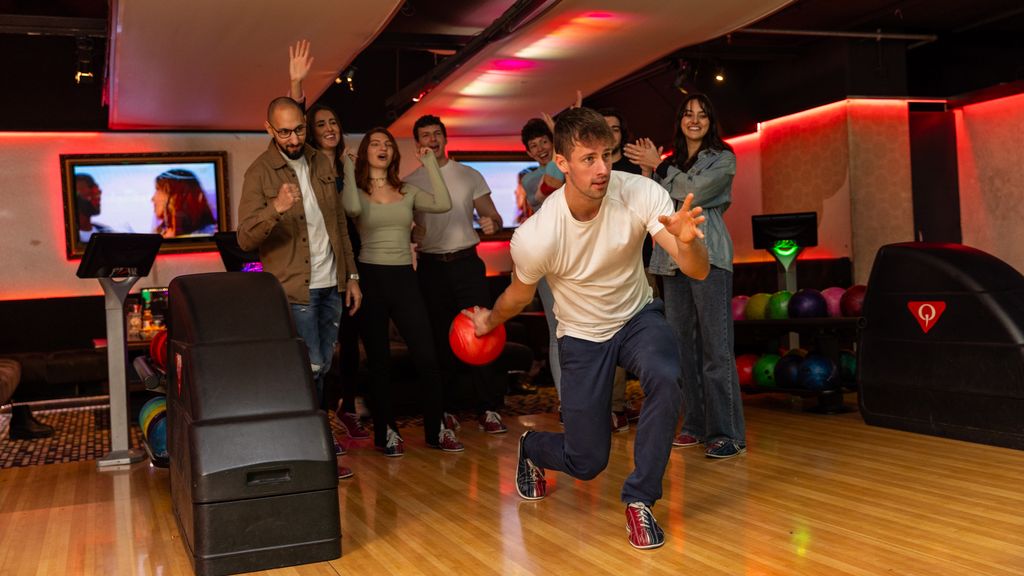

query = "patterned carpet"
[[0, 384, 627, 469]]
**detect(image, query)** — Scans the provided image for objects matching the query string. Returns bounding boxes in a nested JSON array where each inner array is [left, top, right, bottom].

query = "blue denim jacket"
[[649, 148, 736, 275]]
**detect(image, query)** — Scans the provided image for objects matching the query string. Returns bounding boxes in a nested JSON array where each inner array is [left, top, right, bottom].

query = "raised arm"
[[406, 149, 452, 214], [652, 193, 710, 280], [288, 39, 313, 103], [340, 153, 362, 218]]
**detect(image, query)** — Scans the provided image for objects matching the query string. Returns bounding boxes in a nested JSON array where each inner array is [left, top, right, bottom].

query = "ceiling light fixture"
[[74, 37, 94, 85]]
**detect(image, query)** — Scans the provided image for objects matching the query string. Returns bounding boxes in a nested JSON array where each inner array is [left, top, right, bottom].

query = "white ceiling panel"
[[389, 0, 793, 138], [107, 0, 403, 130]]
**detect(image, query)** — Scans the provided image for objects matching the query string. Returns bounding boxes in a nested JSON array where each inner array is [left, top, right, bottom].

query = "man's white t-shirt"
[[511, 171, 674, 342], [284, 153, 336, 289], [407, 159, 491, 253]]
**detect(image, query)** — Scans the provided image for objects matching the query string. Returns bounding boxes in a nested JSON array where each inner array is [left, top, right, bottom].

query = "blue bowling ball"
[[798, 354, 839, 391]]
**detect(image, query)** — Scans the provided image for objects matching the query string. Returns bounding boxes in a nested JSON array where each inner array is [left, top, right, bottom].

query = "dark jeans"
[[523, 300, 682, 506], [290, 286, 344, 408], [662, 266, 746, 446], [359, 262, 444, 446], [417, 253, 503, 413]]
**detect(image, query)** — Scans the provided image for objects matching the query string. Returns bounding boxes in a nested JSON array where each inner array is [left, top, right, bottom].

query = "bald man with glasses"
[[238, 97, 362, 418]]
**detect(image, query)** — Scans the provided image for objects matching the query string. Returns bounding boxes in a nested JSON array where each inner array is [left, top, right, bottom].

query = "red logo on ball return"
[[907, 301, 946, 334]]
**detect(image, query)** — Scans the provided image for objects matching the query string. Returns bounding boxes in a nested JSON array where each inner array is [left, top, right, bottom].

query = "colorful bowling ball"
[[731, 295, 750, 321], [139, 396, 166, 437], [736, 353, 758, 387], [840, 284, 868, 317], [788, 289, 828, 318], [774, 353, 804, 388], [766, 290, 792, 320], [146, 411, 168, 457], [798, 354, 839, 391], [149, 329, 168, 371], [745, 293, 772, 320], [821, 287, 846, 318], [753, 354, 780, 387], [449, 309, 506, 366]]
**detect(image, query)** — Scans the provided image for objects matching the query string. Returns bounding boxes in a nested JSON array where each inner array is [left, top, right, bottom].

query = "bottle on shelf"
[[127, 304, 143, 340]]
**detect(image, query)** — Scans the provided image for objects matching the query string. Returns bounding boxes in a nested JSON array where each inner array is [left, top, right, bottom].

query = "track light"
[[672, 59, 694, 94]]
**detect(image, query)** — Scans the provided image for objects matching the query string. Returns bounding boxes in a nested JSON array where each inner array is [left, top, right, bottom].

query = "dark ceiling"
[[3, 0, 1024, 141]]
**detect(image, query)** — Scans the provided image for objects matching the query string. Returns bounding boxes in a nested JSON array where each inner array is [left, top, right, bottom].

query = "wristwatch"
[[348, 273, 360, 281]]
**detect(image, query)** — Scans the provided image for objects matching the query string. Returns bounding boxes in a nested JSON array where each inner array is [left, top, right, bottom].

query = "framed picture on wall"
[[60, 151, 230, 258]]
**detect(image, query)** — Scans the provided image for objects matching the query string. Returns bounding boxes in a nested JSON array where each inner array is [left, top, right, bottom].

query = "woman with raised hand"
[[625, 93, 746, 460], [286, 40, 367, 480], [341, 128, 460, 457]]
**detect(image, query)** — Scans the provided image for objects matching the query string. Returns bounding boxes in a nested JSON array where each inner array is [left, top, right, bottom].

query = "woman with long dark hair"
[[341, 127, 461, 456], [152, 169, 215, 237], [287, 40, 365, 479], [625, 93, 746, 459]]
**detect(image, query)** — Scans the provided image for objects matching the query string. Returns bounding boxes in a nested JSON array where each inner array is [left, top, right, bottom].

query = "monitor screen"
[[450, 152, 536, 230], [61, 151, 230, 258]]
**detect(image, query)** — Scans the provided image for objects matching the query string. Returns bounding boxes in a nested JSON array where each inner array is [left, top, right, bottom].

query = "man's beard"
[[277, 141, 305, 160]]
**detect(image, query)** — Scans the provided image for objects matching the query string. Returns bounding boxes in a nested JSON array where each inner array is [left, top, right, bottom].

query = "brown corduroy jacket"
[[237, 140, 357, 304]]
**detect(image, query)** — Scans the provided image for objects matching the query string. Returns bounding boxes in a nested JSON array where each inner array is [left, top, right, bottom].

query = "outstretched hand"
[[289, 39, 313, 83], [658, 193, 705, 244]]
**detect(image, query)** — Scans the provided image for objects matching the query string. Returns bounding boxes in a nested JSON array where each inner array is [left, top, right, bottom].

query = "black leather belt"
[[419, 247, 477, 263]]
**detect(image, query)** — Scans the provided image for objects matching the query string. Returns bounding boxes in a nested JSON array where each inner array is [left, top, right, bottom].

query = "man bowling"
[[467, 107, 709, 549]]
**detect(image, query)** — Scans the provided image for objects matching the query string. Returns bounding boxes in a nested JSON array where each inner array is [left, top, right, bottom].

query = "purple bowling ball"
[[821, 287, 846, 318], [732, 295, 749, 320], [788, 289, 829, 318]]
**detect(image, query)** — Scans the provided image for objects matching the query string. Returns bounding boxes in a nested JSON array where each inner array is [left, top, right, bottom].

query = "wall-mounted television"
[[60, 151, 230, 258], [448, 151, 537, 235]]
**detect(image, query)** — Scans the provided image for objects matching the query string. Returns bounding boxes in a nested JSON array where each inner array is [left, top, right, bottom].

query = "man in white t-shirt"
[[405, 115, 510, 435], [467, 107, 709, 550]]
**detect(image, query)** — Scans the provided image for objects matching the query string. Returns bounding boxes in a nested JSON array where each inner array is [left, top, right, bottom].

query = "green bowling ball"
[[754, 353, 781, 387], [767, 290, 793, 320]]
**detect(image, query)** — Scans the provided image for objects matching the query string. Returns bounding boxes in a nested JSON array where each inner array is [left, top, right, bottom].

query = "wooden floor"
[[2, 395, 1024, 576]]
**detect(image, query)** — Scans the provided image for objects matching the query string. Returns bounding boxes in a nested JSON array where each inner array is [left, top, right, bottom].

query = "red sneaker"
[[337, 463, 354, 480], [431, 427, 465, 452], [612, 411, 629, 433], [625, 502, 665, 549], [479, 410, 508, 434], [337, 411, 370, 440], [672, 433, 702, 447]]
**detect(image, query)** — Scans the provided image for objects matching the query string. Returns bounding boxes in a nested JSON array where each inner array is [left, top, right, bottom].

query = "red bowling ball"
[[449, 309, 506, 366], [840, 284, 868, 317], [736, 353, 758, 387], [149, 329, 168, 370]]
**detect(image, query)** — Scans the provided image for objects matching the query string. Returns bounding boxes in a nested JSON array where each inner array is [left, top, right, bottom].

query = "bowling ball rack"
[[735, 317, 863, 414]]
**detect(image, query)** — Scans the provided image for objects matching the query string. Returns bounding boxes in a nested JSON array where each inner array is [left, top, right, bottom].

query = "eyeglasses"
[[271, 123, 306, 139]]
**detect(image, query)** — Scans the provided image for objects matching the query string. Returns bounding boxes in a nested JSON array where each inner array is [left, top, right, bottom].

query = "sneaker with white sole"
[[431, 427, 465, 452], [479, 410, 508, 434], [515, 431, 546, 500], [672, 432, 703, 447], [337, 462, 354, 480], [705, 439, 746, 459], [625, 502, 665, 549], [336, 411, 370, 440], [381, 426, 404, 457], [443, 411, 461, 432]]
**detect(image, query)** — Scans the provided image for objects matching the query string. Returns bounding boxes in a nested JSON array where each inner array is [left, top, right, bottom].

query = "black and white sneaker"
[[516, 431, 546, 500]]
